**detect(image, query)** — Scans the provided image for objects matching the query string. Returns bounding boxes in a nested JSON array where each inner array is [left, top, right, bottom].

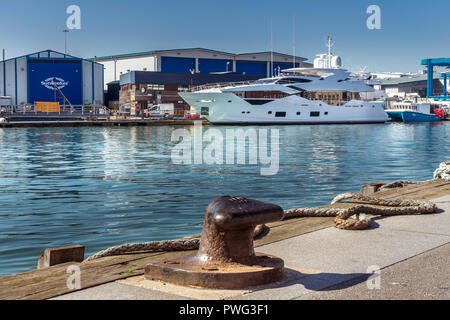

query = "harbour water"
[[0, 122, 449, 276]]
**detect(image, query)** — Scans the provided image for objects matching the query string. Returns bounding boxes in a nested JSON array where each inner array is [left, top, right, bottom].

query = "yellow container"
[[35, 102, 60, 113]]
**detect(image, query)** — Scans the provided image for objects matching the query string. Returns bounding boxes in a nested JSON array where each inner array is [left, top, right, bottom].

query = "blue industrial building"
[[92, 48, 312, 89], [0, 50, 104, 106]]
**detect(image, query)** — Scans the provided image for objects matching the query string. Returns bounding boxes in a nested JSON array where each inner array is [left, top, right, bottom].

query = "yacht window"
[[296, 112, 301, 115], [287, 85, 306, 91], [277, 78, 312, 84], [275, 112, 286, 117], [254, 79, 277, 84], [268, 111, 272, 114], [201, 107, 209, 116], [245, 99, 273, 105], [324, 112, 329, 115], [310, 111, 320, 117]]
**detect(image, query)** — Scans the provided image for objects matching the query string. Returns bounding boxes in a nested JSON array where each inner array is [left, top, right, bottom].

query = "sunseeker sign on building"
[[41, 77, 70, 90]]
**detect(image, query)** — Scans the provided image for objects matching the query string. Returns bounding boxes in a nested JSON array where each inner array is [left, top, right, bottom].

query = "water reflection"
[[0, 123, 449, 276]]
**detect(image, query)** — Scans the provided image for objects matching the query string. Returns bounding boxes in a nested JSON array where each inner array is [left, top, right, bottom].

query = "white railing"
[[189, 81, 258, 92]]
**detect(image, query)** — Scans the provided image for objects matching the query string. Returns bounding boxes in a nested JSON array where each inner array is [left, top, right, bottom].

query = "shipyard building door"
[[28, 60, 82, 105]]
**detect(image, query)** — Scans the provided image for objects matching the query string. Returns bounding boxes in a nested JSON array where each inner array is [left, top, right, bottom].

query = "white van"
[[148, 103, 174, 117]]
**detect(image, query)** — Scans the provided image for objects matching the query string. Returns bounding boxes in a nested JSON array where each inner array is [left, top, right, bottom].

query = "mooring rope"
[[283, 193, 437, 230], [434, 162, 450, 181], [84, 192, 437, 262]]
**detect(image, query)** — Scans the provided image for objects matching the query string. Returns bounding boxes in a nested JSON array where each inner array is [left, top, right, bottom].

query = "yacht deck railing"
[[189, 81, 260, 92]]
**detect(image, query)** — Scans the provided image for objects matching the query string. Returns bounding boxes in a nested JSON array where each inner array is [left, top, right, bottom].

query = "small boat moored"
[[385, 101, 443, 122]]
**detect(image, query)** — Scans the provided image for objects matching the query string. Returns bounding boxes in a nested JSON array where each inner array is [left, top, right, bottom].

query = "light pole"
[[63, 29, 69, 55]]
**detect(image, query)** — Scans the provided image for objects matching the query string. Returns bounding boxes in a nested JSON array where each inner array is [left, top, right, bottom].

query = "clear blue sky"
[[1, 0, 449, 73]]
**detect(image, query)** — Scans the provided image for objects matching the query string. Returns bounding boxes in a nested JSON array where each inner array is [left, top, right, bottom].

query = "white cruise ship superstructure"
[[179, 67, 389, 125]]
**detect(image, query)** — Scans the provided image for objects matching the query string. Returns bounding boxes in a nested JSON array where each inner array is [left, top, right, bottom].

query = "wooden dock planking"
[[0, 179, 448, 300]]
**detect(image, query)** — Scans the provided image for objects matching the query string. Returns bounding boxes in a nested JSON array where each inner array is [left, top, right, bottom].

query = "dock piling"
[[37, 245, 85, 269]]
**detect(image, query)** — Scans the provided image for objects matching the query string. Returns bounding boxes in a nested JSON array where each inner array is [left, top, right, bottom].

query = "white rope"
[[434, 162, 450, 181]]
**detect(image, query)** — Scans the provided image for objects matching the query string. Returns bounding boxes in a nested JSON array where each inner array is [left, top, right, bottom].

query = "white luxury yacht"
[[179, 67, 389, 125]]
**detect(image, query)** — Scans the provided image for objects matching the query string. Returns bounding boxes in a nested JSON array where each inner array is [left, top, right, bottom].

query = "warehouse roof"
[[92, 48, 234, 60], [380, 74, 440, 86], [90, 47, 308, 62], [2, 50, 103, 66], [237, 51, 308, 62]]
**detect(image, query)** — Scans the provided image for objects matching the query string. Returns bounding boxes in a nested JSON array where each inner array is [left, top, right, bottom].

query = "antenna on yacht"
[[292, 15, 296, 68], [270, 17, 274, 77], [326, 36, 334, 69]]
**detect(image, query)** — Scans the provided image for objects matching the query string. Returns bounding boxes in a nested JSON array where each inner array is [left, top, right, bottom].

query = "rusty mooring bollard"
[[145, 196, 285, 289]]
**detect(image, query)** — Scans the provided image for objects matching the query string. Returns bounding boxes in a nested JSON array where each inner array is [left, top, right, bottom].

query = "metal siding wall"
[[28, 60, 82, 105], [16, 57, 27, 104], [92, 63, 95, 104], [5, 60, 16, 103], [119, 72, 133, 86], [99, 60, 114, 90], [101, 64, 104, 104], [198, 59, 232, 74], [82, 60, 93, 104], [99, 56, 155, 90], [161, 56, 195, 73], [0, 62, 3, 96], [94, 63, 104, 104], [236, 61, 267, 76]]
